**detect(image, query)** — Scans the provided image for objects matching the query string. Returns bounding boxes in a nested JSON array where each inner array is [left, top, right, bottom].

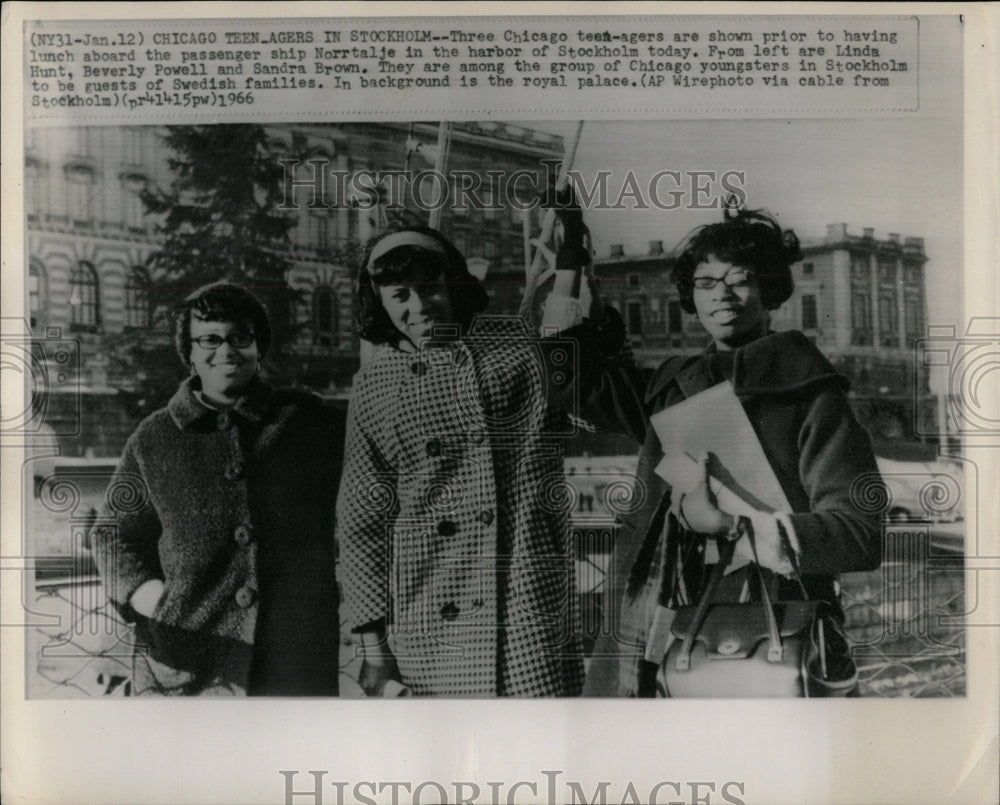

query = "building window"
[[29, 262, 45, 329], [25, 157, 46, 222], [483, 234, 499, 262], [667, 299, 682, 334], [851, 292, 872, 346], [313, 286, 338, 348], [628, 273, 640, 288], [70, 262, 100, 332], [879, 293, 898, 347], [314, 214, 329, 250], [627, 301, 643, 336], [801, 294, 818, 330], [802, 262, 814, 275], [125, 267, 152, 329], [66, 164, 96, 225], [904, 293, 925, 347], [123, 129, 145, 165]]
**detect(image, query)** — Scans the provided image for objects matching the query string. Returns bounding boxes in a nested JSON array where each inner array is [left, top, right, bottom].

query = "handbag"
[[656, 532, 858, 698]]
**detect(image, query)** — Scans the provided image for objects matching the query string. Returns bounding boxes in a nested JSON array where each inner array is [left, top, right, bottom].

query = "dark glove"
[[540, 179, 589, 261]]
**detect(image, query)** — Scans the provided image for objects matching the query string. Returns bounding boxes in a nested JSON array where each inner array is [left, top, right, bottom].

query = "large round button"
[[234, 523, 253, 547], [224, 463, 244, 481], [425, 438, 442, 457], [437, 520, 457, 537], [234, 585, 257, 608], [440, 602, 459, 621], [477, 509, 494, 525], [216, 412, 231, 430], [410, 361, 427, 376]]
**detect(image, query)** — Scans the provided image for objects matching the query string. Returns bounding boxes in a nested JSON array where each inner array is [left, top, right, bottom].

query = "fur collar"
[[647, 330, 848, 403]]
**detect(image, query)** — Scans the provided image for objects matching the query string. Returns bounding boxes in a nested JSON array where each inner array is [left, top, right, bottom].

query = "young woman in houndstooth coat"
[[336, 216, 623, 697]]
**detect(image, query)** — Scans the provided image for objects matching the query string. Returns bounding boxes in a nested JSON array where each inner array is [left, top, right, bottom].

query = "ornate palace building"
[[24, 122, 563, 455]]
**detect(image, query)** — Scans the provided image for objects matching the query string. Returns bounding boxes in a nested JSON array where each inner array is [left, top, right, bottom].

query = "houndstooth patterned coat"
[[336, 316, 589, 696]]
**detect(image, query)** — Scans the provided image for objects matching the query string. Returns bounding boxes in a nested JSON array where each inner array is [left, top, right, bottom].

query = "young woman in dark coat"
[[92, 283, 343, 696], [579, 209, 885, 696]]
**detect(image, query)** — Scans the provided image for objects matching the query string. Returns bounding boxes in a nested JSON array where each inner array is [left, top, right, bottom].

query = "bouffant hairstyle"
[[356, 226, 489, 347], [672, 208, 801, 314], [174, 282, 272, 367]]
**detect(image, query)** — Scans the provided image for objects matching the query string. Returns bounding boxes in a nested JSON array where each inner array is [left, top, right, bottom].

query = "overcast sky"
[[525, 112, 962, 329], [520, 17, 964, 329]]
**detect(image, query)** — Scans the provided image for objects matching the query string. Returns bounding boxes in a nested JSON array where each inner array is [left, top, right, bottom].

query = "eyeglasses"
[[692, 270, 753, 291], [191, 333, 255, 350]]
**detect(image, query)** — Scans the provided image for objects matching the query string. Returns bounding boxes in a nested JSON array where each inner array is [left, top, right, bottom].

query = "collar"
[[650, 330, 848, 402], [168, 374, 274, 430]]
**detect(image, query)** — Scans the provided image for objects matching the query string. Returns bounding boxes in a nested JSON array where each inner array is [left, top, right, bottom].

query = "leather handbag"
[[656, 534, 858, 698]]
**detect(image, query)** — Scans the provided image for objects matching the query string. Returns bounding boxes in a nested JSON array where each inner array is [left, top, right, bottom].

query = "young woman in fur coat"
[[92, 283, 342, 696]]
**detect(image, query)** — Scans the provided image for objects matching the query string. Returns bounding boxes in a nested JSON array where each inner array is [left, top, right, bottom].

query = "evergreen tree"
[[108, 125, 311, 416]]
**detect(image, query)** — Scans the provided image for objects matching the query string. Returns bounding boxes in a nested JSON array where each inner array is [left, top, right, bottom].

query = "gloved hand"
[[540, 178, 589, 266], [678, 453, 737, 538]]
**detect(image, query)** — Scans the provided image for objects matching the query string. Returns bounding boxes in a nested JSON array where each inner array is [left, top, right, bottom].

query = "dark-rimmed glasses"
[[692, 270, 753, 291], [191, 333, 255, 350]]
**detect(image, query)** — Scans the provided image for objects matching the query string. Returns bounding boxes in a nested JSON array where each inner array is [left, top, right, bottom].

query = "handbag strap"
[[674, 521, 783, 670]]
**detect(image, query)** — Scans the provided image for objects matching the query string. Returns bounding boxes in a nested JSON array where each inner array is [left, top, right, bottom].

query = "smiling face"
[[378, 277, 454, 350], [188, 316, 259, 405], [691, 256, 769, 351]]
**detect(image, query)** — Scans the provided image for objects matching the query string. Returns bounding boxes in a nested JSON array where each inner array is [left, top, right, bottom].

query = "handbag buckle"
[[717, 639, 741, 655]]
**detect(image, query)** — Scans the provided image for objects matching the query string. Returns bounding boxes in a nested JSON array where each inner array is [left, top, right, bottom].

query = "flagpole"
[[427, 121, 451, 230]]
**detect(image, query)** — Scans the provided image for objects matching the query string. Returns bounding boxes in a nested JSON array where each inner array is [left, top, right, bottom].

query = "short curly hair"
[[356, 226, 489, 347], [672, 208, 801, 314], [174, 282, 272, 367]]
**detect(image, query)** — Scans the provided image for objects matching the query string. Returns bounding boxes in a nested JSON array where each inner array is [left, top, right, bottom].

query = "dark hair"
[[174, 282, 272, 366], [672, 208, 801, 314], [356, 226, 489, 346]]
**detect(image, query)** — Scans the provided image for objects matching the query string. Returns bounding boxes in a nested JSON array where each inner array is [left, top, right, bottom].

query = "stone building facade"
[[24, 122, 564, 456]]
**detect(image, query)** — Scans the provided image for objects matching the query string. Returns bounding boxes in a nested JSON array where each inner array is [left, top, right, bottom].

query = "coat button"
[[224, 463, 244, 481], [440, 602, 459, 621], [410, 361, 427, 376], [437, 519, 457, 537], [426, 438, 442, 457], [477, 509, 494, 525], [216, 412, 231, 430], [234, 585, 257, 608], [234, 523, 254, 546]]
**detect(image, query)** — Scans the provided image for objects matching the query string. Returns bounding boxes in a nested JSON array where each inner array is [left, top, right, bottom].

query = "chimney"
[[888, 233, 900, 244], [862, 227, 874, 240], [648, 239, 664, 255], [826, 223, 847, 243], [609, 244, 625, 258]]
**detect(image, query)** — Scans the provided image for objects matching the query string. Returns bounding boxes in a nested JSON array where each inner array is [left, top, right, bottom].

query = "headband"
[[367, 231, 448, 270]]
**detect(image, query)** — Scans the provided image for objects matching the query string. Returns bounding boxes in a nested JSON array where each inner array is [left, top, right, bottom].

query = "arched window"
[[312, 286, 338, 348], [70, 262, 100, 332], [29, 261, 46, 329], [125, 267, 151, 329]]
